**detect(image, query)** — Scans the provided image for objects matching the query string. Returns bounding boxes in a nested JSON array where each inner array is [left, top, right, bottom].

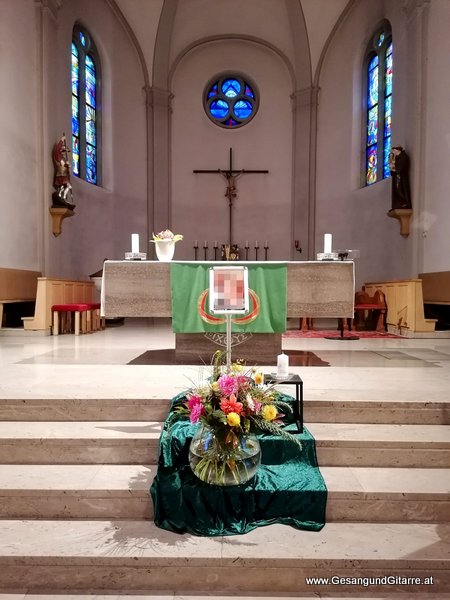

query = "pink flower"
[[187, 394, 204, 423], [190, 403, 204, 423], [218, 374, 237, 396]]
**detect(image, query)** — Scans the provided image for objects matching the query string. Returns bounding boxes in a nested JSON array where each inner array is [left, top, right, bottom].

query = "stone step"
[[0, 520, 448, 594], [0, 397, 448, 425], [0, 422, 448, 467], [0, 465, 448, 522]]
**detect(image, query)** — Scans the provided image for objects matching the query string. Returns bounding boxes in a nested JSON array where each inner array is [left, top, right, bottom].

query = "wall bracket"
[[49, 207, 74, 237], [387, 208, 412, 237]]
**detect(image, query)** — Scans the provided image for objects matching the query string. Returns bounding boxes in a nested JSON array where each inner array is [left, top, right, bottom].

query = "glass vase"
[[188, 424, 261, 486]]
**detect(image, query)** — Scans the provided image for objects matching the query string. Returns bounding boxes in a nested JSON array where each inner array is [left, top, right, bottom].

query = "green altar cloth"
[[150, 392, 327, 537], [170, 262, 287, 333]]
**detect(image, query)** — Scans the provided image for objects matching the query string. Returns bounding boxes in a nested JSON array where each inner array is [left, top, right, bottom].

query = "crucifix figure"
[[193, 148, 268, 246]]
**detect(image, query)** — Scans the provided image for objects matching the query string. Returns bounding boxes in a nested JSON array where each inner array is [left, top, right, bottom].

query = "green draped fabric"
[[170, 262, 287, 333], [150, 392, 327, 537]]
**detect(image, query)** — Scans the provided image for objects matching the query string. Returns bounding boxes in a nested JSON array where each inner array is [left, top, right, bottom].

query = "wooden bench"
[[22, 277, 96, 334], [0, 268, 41, 328], [419, 271, 450, 330], [364, 279, 437, 334]]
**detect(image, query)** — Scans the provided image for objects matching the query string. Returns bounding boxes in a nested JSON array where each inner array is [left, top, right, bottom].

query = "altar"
[[101, 260, 354, 361]]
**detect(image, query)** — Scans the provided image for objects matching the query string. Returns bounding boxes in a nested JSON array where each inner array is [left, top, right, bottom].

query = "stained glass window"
[[204, 74, 258, 128], [364, 25, 393, 186], [71, 25, 100, 185]]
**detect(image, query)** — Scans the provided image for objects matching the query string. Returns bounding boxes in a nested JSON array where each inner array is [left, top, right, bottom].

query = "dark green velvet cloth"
[[150, 392, 327, 537]]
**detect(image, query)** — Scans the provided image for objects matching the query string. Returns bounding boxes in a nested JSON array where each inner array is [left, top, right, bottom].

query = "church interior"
[[0, 0, 449, 597]]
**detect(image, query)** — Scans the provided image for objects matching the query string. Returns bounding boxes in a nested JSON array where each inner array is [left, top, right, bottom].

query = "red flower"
[[220, 394, 243, 415]]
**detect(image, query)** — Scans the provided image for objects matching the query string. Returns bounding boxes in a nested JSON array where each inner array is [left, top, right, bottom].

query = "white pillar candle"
[[131, 234, 139, 254], [277, 352, 289, 378], [324, 233, 332, 254]]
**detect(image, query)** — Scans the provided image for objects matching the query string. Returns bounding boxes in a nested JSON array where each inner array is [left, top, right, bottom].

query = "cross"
[[193, 148, 269, 246]]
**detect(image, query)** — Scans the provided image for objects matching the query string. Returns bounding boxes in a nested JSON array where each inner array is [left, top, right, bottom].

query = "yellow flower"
[[253, 372, 264, 385], [211, 381, 220, 393], [227, 412, 241, 426], [262, 404, 277, 421], [231, 362, 243, 372]]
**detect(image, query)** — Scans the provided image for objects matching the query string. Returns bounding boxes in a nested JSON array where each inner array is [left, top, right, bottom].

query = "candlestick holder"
[[244, 241, 250, 261], [264, 241, 269, 261], [254, 241, 259, 261], [203, 241, 208, 261], [193, 241, 199, 261], [125, 252, 146, 261], [294, 240, 302, 254]]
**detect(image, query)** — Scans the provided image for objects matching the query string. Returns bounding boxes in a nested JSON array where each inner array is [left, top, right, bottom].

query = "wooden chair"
[[352, 289, 387, 332]]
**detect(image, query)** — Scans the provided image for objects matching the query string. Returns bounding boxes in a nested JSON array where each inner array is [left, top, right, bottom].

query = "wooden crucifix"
[[193, 147, 268, 246]]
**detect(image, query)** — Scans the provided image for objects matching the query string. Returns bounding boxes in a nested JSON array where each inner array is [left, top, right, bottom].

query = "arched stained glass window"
[[364, 25, 393, 186], [204, 73, 259, 128], [71, 25, 100, 185]]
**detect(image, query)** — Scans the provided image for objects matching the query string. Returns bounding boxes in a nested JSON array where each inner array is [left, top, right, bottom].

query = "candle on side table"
[[324, 233, 332, 254], [277, 352, 289, 378]]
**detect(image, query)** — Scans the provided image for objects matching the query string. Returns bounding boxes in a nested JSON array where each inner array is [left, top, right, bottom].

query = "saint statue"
[[388, 146, 411, 212], [51, 134, 75, 210]]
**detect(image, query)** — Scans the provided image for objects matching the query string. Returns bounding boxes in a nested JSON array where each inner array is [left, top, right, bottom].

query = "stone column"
[[291, 86, 319, 260], [148, 86, 173, 251]]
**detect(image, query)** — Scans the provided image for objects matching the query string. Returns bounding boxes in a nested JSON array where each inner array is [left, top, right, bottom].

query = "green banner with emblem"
[[170, 263, 287, 333]]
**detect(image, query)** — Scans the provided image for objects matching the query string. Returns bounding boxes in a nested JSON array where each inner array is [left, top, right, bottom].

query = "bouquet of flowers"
[[152, 229, 183, 242], [177, 353, 302, 485]]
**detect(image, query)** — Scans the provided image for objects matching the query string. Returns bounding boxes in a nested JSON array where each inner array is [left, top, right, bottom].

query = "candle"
[[324, 233, 332, 254], [214, 240, 218, 248], [131, 233, 139, 254], [194, 240, 198, 247], [204, 240, 208, 248], [277, 353, 289, 378], [255, 240, 259, 248], [245, 240, 249, 247], [264, 240, 268, 248]]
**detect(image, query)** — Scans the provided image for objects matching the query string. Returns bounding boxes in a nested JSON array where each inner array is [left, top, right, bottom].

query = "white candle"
[[324, 233, 332, 254], [131, 233, 139, 254], [277, 352, 289, 378]]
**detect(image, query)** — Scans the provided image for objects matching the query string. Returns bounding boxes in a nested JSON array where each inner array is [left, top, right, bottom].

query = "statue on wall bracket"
[[387, 145, 412, 237], [51, 134, 76, 211]]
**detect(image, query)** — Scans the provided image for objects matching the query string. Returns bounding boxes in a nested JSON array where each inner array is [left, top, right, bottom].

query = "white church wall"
[[45, 0, 147, 280], [316, 0, 416, 291], [421, 0, 450, 274], [0, 1, 40, 271], [170, 0, 296, 73], [170, 39, 293, 260]]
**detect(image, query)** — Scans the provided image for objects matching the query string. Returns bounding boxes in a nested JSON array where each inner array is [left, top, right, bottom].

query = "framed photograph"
[[209, 266, 249, 314]]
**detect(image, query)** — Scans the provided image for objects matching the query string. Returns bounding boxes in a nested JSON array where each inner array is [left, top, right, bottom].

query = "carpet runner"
[[283, 329, 402, 339]]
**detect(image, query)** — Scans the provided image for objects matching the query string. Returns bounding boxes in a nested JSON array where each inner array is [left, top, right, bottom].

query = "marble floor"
[[1, 317, 450, 398]]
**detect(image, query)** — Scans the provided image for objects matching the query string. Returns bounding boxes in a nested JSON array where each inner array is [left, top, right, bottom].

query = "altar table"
[[101, 260, 355, 319]]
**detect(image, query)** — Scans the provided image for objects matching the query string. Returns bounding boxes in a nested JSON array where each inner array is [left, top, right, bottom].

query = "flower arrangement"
[[177, 352, 302, 485], [152, 229, 183, 242]]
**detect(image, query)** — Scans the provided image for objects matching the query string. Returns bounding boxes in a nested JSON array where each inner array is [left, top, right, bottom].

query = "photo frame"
[[209, 266, 249, 314]]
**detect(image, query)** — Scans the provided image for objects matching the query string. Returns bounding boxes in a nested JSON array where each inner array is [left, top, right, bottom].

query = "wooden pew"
[[419, 271, 450, 331], [364, 279, 437, 334], [419, 271, 450, 306], [0, 268, 41, 328], [22, 277, 94, 334]]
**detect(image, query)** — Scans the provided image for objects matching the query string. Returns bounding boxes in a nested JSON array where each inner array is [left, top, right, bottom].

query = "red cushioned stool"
[[85, 302, 105, 331], [52, 303, 91, 336]]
